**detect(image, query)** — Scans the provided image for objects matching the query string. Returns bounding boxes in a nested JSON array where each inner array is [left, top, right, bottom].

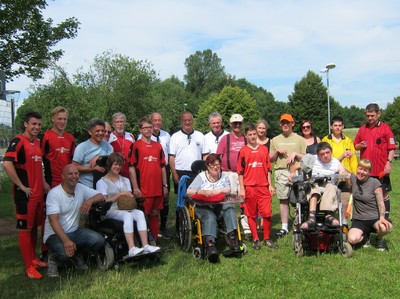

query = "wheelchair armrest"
[[90, 201, 112, 216]]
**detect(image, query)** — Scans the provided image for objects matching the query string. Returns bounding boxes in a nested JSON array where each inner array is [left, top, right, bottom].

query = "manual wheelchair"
[[85, 199, 161, 270], [290, 171, 353, 258], [175, 160, 247, 260]]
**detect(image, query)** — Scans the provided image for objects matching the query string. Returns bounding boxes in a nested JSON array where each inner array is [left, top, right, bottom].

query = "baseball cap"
[[230, 114, 243, 123], [280, 113, 294, 122]]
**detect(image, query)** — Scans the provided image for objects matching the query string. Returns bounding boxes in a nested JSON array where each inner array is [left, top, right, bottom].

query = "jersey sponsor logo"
[[248, 161, 263, 168], [31, 155, 43, 162], [56, 147, 71, 154], [145, 155, 158, 162]]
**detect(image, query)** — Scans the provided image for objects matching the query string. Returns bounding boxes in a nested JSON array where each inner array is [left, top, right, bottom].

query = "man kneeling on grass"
[[43, 164, 106, 277]]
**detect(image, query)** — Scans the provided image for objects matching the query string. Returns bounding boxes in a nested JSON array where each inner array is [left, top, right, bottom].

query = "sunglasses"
[[301, 125, 311, 130]]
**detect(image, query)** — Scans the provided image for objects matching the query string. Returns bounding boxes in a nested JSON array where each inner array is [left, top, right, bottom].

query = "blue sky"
[[5, 0, 400, 113]]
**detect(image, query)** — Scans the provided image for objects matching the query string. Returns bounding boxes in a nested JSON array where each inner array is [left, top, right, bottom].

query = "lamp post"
[[183, 102, 187, 112], [4, 90, 20, 137], [320, 63, 336, 134]]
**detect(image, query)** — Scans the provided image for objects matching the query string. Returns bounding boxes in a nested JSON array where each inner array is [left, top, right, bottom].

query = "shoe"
[[276, 229, 288, 238], [252, 240, 261, 250], [26, 265, 43, 279], [70, 254, 88, 271], [39, 250, 49, 263], [47, 254, 59, 278], [376, 237, 388, 252], [227, 230, 241, 252], [362, 235, 371, 248], [143, 244, 161, 254], [129, 247, 145, 257], [32, 257, 48, 268], [206, 242, 219, 263], [263, 239, 278, 249], [158, 229, 173, 240]]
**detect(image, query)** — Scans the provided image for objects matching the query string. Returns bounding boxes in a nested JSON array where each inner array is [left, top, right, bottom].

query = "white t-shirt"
[[44, 183, 100, 242], [204, 130, 229, 154], [188, 171, 231, 191], [169, 130, 207, 171], [312, 156, 344, 176], [96, 175, 132, 212]]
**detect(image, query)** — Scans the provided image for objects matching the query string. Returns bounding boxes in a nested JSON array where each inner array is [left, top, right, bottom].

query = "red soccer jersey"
[[41, 129, 76, 187], [4, 134, 44, 199], [237, 145, 272, 187], [130, 139, 166, 197], [354, 121, 396, 176], [109, 132, 135, 178]]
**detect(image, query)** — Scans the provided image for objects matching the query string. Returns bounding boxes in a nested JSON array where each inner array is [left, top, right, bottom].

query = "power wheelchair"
[[175, 160, 247, 260], [290, 171, 353, 258], [86, 198, 162, 270]]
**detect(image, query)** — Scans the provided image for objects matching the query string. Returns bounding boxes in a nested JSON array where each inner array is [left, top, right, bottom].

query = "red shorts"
[[15, 195, 44, 230], [244, 186, 272, 218], [140, 196, 163, 215]]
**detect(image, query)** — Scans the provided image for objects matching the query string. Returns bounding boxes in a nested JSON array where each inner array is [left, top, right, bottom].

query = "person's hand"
[[238, 189, 245, 201], [93, 165, 106, 173], [19, 185, 32, 198], [133, 188, 141, 197], [121, 191, 134, 197], [63, 239, 76, 257], [277, 148, 288, 157], [80, 200, 93, 214], [286, 152, 297, 164], [269, 185, 276, 196], [378, 218, 393, 232], [172, 173, 180, 184], [89, 155, 99, 168], [384, 161, 392, 175], [44, 182, 51, 194], [343, 149, 353, 159], [360, 141, 367, 148]]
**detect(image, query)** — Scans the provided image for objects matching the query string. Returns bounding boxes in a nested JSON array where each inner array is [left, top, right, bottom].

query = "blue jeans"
[[195, 203, 237, 239], [46, 227, 105, 262]]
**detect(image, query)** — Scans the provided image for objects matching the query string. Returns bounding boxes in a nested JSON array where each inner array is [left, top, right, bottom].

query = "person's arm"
[[96, 178, 133, 203], [3, 160, 32, 197], [72, 160, 104, 174], [80, 193, 106, 214], [374, 187, 392, 230], [161, 166, 168, 195], [268, 171, 275, 196], [48, 213, 76, 257], [384, 149, 395, 175], [129, 166, 141, 197], [169, 155, 179, 184]]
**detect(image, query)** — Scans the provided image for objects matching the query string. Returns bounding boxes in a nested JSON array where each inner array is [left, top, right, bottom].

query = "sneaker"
[[26, 265, 43, 279], [264, 239, 278, 249], [158, 229, 173, 240], [362, 235, 371, 248], [143, 244, 161, 254], [70, 254, 88, 271], [47, 255, 59, 278], [128, 247, 145, 257], [252, 240, 261, 250], [32, 257, 48, 268], [206, 242, 219, 263], [276, 229, 288, 238], [227, 230, 241, 252], [376, 237, 388, 252]]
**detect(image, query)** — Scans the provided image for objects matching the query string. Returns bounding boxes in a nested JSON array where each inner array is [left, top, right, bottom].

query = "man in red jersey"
[[354, 103, 396, 221], [108, 112, 135, 178], [129, 117, 168, 244], [3, 111, 51, 279]]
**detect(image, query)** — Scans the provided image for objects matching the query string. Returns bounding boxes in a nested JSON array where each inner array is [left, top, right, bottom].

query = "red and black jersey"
[[41, 130, 76, 187], [109, 132, 135, 178], [237, 145, 272, 187], [4, 134, 44, 198], [129, 139, 166, 197]]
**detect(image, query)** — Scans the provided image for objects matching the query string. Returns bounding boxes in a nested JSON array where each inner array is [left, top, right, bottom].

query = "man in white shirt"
[[204, 112, 228, 155]]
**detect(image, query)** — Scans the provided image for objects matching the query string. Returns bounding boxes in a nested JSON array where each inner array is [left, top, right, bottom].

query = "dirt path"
[[0, 217, 17, 237]]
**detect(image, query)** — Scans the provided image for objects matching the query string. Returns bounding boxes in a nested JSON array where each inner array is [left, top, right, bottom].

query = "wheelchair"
[[289, 171, 353, 258], [175, 160, 247, 260], [86, 199, 161, 270]]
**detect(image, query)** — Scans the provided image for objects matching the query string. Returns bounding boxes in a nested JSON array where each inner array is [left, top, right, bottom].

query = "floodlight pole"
[[320, 63, 336, 134], [4, 90, 20, 137]]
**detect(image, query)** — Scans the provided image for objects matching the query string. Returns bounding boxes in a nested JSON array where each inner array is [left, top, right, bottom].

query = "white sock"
[[282, 224, 288, 232]]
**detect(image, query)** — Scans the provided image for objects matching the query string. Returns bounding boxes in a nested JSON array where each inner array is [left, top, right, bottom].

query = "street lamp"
[[3, 90, 20, 137], [183, 102, 187, 112], [320, 63, 336, 134]]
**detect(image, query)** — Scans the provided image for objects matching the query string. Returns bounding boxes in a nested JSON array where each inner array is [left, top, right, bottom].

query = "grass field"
[[0, 162, 399, 298]]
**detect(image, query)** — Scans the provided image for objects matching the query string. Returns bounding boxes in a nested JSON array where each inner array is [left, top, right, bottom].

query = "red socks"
[[149, 214, 159, 241], [19, 231, 33, 269]]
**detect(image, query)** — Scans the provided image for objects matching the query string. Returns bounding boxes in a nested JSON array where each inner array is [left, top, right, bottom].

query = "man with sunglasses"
[[204, 112, 228, 155], [109, 112, 135, 178], [354, 103, 396, 222], [270, 114, 306, 238], [169, 111, 207, 194]]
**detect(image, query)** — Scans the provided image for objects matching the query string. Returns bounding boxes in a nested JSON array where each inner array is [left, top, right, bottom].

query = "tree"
[[382, 96, 400, 143], [184, 49, 228, 101], [195, 86, 260, 133], [287, 70, 339, 137], [0, 0, 80, 80]]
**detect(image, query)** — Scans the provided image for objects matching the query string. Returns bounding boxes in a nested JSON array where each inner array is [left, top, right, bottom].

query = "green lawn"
[[0, 162, 399, 298]]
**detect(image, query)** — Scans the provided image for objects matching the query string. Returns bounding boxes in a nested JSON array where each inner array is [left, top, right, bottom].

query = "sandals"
[[301, 210, 316, 230], [325, 214, 339, 227]]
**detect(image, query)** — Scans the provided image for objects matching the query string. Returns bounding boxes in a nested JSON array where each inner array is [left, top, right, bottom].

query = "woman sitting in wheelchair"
[[292, 142, 350, 230], [186, 154, 240, 263], [96, 152, 160, 257]]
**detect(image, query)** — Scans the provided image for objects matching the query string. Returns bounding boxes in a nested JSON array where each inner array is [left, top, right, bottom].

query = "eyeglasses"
[[208, 163, 220, 169], [105, 130, 111, 134], [301, 125, 311, 130], [141, 126, 153, 130]]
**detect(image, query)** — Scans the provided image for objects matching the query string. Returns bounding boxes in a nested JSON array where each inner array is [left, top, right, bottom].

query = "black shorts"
[[351, 219, 378, 236], [371, 175, 392, 193]]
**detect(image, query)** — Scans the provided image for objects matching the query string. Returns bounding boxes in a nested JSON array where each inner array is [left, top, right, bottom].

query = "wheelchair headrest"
[[191, 160, 206, 173], [300, 154, 315, 176]]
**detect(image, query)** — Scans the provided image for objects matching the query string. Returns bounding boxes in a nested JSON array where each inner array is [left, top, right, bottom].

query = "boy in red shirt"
[[129, 118, 168, 243], [238, 123, 277, 250]]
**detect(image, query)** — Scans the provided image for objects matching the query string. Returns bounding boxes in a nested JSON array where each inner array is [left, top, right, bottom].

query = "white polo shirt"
[[169, 130, 207, 171], [204, 130, 229, 154]]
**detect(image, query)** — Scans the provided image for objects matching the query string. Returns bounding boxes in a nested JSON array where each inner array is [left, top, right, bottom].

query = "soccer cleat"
[[158, 229, 173, 240], [362, 235, 371, 248], [252, 240, 261, 250], [26, 265, 43, 279], [263, 239, 278, 249], [376, 238, 388, 252], [32, 257, 48, 268]]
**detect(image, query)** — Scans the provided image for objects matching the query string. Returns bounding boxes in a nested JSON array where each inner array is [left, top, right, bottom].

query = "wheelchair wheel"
[[192, 247, 202, 259], [176, 206, 193, 252], [341, 241, 353, 258], [241, 243, 248, 255], [292, 235, 305, 257], [96, 242, 115, 270]]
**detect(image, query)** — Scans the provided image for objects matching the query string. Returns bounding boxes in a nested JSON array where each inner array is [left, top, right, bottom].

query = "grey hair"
[[112, 112, 126, 122], [208, 112, 222, 123]]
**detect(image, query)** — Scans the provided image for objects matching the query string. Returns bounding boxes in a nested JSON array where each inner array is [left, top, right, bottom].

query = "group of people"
[[3, 102, 395, 275]]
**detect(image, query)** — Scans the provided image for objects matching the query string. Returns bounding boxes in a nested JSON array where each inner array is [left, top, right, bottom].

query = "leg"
[[275, 169, 290, 236], [195, 206, 219, 262], [347, 227, 364, 245], [301, 194, 317, 230]]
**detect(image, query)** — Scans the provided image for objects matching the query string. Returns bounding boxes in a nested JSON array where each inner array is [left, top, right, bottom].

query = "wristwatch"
[[387, 159, 392, 163], [163, 184, 168, 188]]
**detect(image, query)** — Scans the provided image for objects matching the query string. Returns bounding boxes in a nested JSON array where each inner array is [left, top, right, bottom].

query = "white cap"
[[230, 114, 243, 123]]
